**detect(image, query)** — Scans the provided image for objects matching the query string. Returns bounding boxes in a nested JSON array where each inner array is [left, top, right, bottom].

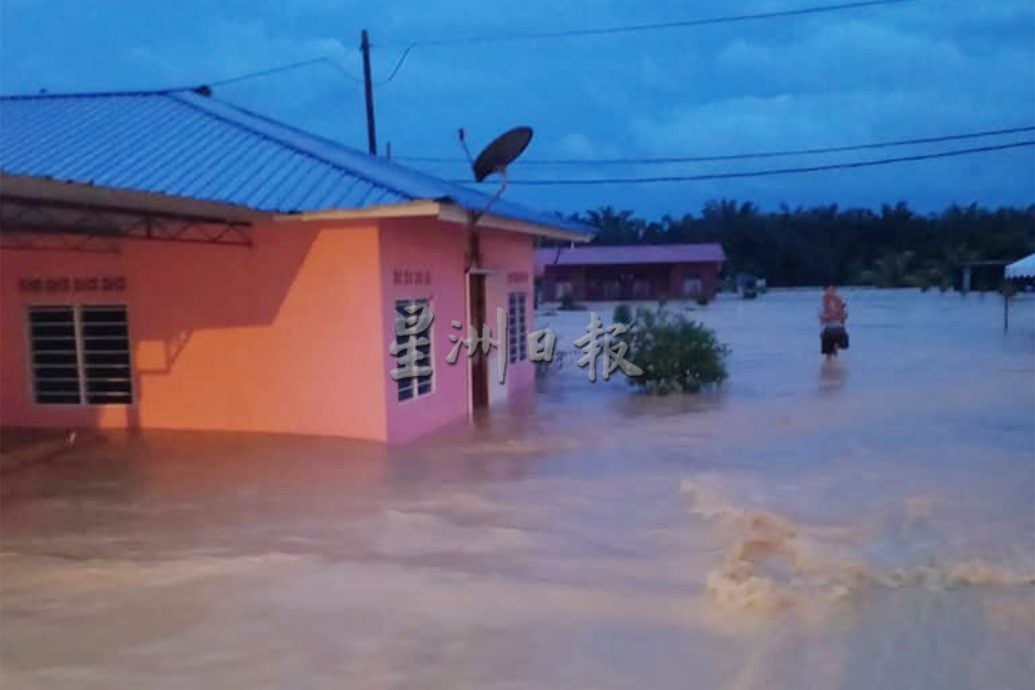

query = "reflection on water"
[[818, 358, 848, 396], [2, 290, 1033, 690]]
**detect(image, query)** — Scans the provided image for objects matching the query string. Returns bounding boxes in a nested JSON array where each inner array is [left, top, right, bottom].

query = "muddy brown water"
[[2, 289, 1033, 689]]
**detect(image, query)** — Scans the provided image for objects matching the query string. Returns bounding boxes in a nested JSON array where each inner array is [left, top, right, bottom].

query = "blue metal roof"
[[0, 89, 592, 235]]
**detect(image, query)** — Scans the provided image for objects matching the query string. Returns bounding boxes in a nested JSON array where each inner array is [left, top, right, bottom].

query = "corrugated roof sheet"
[[535, 243, 726, 267], [0, 89, 592, 235]]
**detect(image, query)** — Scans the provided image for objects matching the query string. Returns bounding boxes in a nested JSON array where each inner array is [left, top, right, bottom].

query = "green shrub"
[[612, 303, 633, 325], [623, 306, 730, 395]]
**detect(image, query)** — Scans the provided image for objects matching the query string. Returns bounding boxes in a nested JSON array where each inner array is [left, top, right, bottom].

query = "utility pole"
[[360, 29, 377, 155]]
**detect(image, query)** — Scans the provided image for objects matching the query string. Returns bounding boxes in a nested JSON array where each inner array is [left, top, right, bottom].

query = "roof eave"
[[0, 173, 262, 223], [270, 201, 593, 242], [271, 200, 443, 223], [437, 203, 593, 242]]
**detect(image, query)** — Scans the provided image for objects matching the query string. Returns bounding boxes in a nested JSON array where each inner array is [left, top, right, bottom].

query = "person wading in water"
[[819, 285, 849, 359]]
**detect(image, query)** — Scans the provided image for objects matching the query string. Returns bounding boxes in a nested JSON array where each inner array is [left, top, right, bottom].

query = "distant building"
[[535, 244, 726, 302], [0, 89, 593, 444]]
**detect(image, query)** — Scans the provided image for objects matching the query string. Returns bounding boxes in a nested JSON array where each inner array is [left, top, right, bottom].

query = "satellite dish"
[[459, 127, 533, 182], [456, 126, 534, 271]]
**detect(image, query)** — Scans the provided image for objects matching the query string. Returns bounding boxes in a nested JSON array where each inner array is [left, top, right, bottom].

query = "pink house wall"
[[1, 220, 390, 441], [377, 218, 468, 443], [378, 219, 536, 444], [1, 215, 540, 445], [479, 227, 535, 398]]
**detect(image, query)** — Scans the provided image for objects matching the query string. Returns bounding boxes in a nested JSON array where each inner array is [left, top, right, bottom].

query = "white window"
[[507, 292, 528, 364], [393, 298, 433, 402], [682, 278, 703, 297], [28, 304, 133, 405], [633, 278, 652, 299]]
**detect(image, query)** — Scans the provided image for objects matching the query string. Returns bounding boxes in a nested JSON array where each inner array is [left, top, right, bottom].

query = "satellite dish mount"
[[458, 126, 533, 271]]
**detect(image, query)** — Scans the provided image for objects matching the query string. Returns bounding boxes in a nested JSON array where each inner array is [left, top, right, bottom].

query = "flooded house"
[[535, 243, 726, 302], [0, 89, 592, 444]]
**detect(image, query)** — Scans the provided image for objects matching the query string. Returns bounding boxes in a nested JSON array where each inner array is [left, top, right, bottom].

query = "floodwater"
[[2, 289, 1033, 690]]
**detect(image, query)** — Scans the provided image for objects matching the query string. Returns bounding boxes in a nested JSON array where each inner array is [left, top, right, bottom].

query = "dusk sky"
[[2, 0, 1033, 219]]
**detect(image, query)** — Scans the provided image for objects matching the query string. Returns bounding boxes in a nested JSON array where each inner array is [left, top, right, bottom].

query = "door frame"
[[466, 270, 490, 414]]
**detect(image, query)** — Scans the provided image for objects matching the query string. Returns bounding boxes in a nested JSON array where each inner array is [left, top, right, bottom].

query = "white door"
[[682, 278, 703, 297]]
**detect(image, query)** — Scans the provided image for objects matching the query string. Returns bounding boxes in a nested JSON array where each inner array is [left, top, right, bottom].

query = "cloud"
[[712, 18, 1033, 106], [0, 0, 1032, 217]]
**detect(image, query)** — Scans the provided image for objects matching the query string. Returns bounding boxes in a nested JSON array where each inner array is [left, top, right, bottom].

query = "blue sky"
[[1, 0, 1033, 219]]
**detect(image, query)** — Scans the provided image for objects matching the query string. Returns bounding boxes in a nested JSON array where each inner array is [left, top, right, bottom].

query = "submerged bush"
[[623, 306, 729, 395], [612, 303, 633, 325]]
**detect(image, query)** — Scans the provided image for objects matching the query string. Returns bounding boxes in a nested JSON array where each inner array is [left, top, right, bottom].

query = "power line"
[[183, 1, 928, 90], [375, 0, 925, 85], [409, 0, 923, 46], [376, 43, 418, 85], [401, 125, 1035, 165], [447, 140, 1035, 185], [203, 56, 362, 89]]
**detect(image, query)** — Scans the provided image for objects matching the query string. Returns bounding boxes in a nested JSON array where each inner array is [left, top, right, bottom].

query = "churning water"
[[2, 289, 1033, 689]]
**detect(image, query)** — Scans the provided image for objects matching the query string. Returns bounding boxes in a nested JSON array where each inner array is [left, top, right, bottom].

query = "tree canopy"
[[557, 202, 1034, 289]]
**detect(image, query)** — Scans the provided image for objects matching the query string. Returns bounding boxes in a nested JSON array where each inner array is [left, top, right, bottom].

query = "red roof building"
[[535, 243, 726, 302]]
